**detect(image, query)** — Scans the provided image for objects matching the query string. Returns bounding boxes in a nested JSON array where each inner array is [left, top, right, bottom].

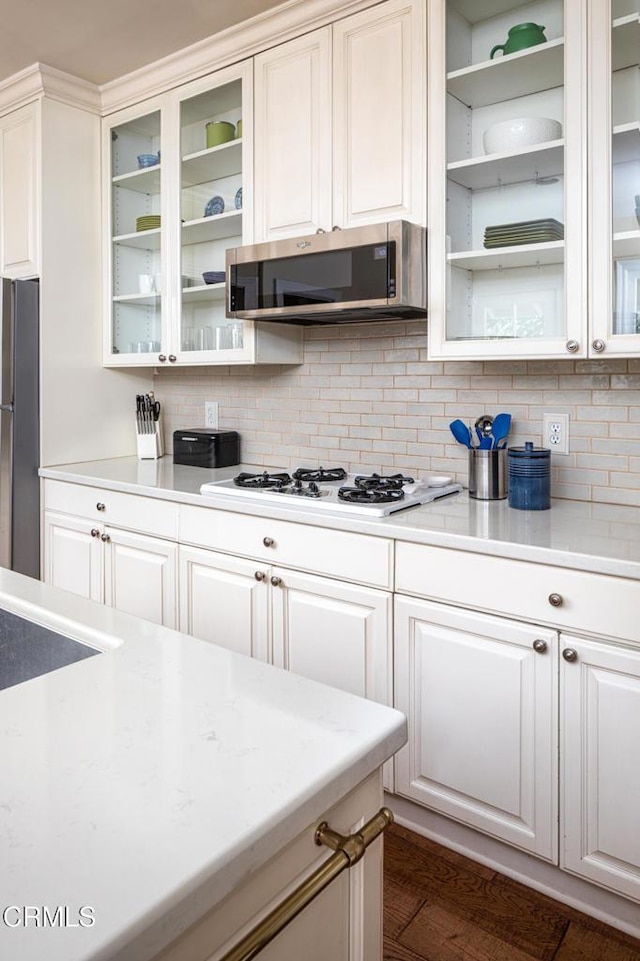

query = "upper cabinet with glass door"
[[175, 70, 250, 361], [589, 0, 640, 356], [105, 100, 165, 362], [427, 0, 587, 359], [103, 60, 302, 368]]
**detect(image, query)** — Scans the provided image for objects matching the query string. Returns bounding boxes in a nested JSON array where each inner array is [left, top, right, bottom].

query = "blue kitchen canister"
[[508, 441, 551, 510]]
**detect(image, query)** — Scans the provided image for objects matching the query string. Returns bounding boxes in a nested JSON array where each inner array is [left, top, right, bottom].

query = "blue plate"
[[204, 195, 225, 217], [234, 187, 243, 210]]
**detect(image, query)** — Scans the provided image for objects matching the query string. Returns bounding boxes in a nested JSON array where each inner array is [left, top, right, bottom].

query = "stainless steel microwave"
[[225, 220, 426, 325]]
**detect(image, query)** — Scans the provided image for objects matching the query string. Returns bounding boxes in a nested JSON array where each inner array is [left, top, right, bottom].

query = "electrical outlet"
[[543, 412, 569, 455], [205, 401, 219, 429]]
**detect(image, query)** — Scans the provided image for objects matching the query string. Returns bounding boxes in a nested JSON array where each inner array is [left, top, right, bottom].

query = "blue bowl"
[[137, 153, 160, 168]]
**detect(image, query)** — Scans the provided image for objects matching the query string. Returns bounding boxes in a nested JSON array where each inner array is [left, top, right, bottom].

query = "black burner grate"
[[233, 471, 292, 489], [292, 466, 348, 483], [338, 486, 406, 505]]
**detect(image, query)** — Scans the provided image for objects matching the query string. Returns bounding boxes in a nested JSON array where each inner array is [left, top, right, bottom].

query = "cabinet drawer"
[[395, 542, 639, 643], [179, 506, 393, 589], [43, 480, 177, 540]]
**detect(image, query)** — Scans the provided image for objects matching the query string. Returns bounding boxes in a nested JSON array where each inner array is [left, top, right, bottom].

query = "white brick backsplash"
[[155, 324, 640, 506]]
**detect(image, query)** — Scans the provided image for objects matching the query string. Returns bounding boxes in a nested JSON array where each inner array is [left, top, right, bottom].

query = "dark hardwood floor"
[[384, 823, 640, 961]]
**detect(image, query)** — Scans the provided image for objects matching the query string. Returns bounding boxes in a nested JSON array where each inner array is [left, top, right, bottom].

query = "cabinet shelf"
[[449, 240, 565, 271], [447, 140, 564, 190], [182, 211, 242, 244], [113, 228, 161, 250], [181, 140, 242, 187], [613, 230, 640, 258], [612, 14, 640, 72], [113, 292, 161, 306], [181, 283, 226, 303], [612, 122, 640, 164], [447, 38, 565, 109], [113, 165, 161, 194]]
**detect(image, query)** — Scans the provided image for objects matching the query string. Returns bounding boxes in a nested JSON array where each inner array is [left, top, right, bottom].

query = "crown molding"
[[0, 63, 101, 117], [99, 0, 378, 115]]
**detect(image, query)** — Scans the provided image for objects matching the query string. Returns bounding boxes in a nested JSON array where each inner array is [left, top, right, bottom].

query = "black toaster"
[[173, 429, 240, 468]]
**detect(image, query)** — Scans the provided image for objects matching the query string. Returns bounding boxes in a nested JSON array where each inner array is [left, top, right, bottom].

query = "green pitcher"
[[490, 22, 547, 59]]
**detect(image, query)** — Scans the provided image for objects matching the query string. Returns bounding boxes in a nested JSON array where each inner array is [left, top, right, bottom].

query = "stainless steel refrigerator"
[[0, 278, 40, 579]]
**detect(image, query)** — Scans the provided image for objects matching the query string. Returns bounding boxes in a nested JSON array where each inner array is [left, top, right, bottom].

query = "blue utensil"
[[478, 436, 493, 450], [449, 419, 472, 448], [491, 412, 512, 447]]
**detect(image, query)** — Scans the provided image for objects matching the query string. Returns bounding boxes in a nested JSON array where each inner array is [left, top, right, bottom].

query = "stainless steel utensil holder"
[[468, 447, 507, 500]]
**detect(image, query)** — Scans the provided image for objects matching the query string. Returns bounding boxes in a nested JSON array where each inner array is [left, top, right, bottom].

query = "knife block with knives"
[[136, 392, 164, 460]]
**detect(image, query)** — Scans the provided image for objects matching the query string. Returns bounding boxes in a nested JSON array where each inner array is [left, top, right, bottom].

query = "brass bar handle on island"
[[218, 807, 394, 961]]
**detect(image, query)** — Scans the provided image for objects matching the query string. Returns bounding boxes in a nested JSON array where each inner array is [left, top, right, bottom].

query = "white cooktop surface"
[[200, 472, 463, 517]]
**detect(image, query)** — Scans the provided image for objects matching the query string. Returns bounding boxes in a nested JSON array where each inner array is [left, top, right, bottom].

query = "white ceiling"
[[0, 0, 286, 86]]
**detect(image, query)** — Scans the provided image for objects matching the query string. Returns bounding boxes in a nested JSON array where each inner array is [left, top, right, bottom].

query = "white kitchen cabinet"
[[427, 0, 588, 359], [394, 596, 558, 860], [588, 0, 640, 355], [178, 545, 270, 660], [0, 102, 39, 278], [43, 510, 177, 628], [43, 510, 102, 602], [178, 545, 391, 704], [561, 634, 640, 902], [102, 60, 302, 368], [253, 0, 425, 241], [177, 511, 393, 786], [271, 566, 392, 706]]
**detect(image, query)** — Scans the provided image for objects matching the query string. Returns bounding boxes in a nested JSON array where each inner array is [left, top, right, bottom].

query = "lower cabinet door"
[[271, 567, 392, 707], [394, 596, 558, 860], [43, 510, 102, 602], [561, 634, 640, 902], [178, 545, 270, 661], [103, 528, 177, 628]]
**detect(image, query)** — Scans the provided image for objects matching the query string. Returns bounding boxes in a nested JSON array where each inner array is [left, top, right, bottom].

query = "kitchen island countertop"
[[0, 568, 406, 961], [40, 456, 640, 580]]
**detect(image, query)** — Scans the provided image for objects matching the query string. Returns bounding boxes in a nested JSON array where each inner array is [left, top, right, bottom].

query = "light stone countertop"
[[0, 568, 406, 961], [41, 456, 640, 580]]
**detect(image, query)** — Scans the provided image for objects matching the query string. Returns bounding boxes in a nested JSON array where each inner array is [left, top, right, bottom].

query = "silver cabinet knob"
[[548, 593, 563, 607], [263, 536, 274, 547], [270, 576, 282, 587], [100, 533, 111, 543], [331, 225, 342, 231], [90, 528, 100, 538], [254, 571, 265, 581], [592, 339, 606, 353], [533, 639, 548, 654], [562, 648, 578, 663], [565, 340, 579, 353], [96, 502, 106, 512], [168, 354, 177, 363], [158, 354, 167, 362]]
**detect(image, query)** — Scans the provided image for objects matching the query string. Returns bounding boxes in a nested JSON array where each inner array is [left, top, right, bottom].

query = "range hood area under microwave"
[[225, 221, 426, 325]]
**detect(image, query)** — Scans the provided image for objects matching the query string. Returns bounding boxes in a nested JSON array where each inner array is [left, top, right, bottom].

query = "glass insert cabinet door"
[[590, 0, 640, 355], [108, 106, 164, 359], [427, 0, 587, 358], [177, 76, 246, 357]]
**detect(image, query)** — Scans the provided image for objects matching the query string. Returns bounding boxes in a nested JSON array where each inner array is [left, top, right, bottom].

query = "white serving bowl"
[[482, 117, 562, 155]]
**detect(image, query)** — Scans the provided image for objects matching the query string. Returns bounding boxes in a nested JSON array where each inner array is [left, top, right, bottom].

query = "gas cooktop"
[[200, 467, 462, 517]]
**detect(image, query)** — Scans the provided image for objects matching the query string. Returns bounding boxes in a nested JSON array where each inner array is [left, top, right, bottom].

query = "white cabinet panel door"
[[562, 635, 640, 901], [104, 528, 177, 628], [43, 511, 102, 602], [178, 546, 270, 661], [332, 0, 425, 228], [254, 28, 332, 240], [395, 596, 558, 860], [271, 568, 391, 705], [0, 103, 39, 278]]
